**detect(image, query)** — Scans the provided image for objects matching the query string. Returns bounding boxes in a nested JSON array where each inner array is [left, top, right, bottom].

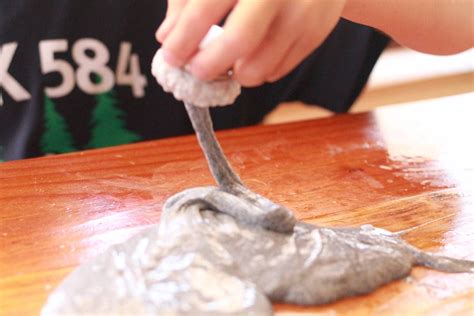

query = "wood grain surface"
[[1, 97, 473, 315]]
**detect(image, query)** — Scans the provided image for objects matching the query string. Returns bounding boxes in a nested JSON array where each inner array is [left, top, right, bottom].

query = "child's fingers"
[[266, 34, 317, 83], [156, 0, 188, 43], [267, 0, 345, 82], [233, 4, 307, 87], [188, 0, 281, 80], [162, 0, 236, 67]]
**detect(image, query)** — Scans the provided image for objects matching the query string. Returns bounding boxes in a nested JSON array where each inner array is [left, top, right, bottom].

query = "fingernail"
[[162, 49, 182, 67]]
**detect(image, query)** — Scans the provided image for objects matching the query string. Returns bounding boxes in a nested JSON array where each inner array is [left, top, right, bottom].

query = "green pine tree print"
[[41, 96, 77, 154], [87, 88, 142, 148]]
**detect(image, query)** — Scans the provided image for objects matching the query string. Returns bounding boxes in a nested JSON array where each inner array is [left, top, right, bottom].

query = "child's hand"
[[156, 0, 346, 87]]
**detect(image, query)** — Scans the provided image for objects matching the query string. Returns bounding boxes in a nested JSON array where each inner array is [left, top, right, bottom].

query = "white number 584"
[[39, 39, 147, 98]]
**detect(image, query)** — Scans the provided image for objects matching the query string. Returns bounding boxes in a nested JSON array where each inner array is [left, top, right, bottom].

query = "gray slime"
[[42, 104, 474, 315]]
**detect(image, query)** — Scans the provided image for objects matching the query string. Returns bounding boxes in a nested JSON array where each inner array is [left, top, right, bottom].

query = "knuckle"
[[187, 0, 221, 23], [183, 10, 204, 26], [265, 69, 283, 82], [235, 65, 265, 87], [221, 33, 243, 53]]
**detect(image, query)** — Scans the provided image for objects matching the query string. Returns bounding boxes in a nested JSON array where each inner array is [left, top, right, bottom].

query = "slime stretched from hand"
[[42, 28, 474, 316]]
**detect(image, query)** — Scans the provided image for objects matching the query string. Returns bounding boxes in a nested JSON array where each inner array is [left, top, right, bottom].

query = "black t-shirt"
[[0, 0, 389, 161]]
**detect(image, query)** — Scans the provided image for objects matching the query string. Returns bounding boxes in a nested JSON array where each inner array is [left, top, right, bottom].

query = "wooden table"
[[1, 94, 473, 315]]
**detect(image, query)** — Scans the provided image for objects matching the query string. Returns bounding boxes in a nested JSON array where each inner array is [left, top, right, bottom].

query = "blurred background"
[[265, 44, 474, 124]]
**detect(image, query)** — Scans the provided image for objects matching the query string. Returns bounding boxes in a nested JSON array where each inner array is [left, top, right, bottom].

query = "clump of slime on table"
[[42, 29, 474, 316]]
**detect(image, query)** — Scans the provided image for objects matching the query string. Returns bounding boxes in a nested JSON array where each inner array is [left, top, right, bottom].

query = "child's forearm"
[[342, 0, 473, 54]]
